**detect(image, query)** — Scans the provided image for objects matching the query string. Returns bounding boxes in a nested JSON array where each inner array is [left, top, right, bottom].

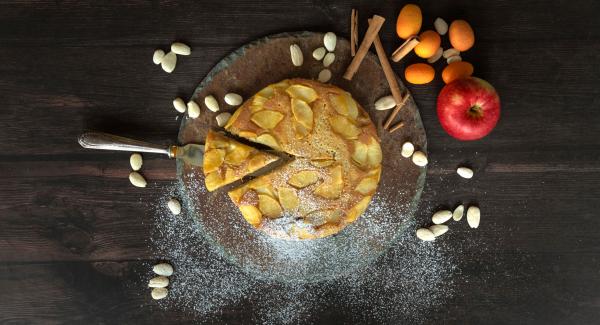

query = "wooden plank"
[[1, 251, 598, 324]]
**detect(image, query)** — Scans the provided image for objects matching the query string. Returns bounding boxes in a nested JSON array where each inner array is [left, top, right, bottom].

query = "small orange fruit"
[[442, 61, 474, 84], [414, 30, 441, 59], [405, 63, 435, 85], [449, 20, 475, 51], [396, 4, 422, 39]]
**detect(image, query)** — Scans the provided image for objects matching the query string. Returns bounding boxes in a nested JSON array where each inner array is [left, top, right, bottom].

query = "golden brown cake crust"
[[224, 79, 382, 240]]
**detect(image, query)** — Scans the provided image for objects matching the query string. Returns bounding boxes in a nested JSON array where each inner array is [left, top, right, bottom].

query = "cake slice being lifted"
[[203, 130, 280, 192]]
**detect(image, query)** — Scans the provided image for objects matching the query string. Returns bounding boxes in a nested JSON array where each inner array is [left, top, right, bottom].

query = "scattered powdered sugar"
[[147, 172, 460, 323]]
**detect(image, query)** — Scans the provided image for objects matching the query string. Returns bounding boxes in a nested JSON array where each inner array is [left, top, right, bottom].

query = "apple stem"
[[469, 105, 483, 118]]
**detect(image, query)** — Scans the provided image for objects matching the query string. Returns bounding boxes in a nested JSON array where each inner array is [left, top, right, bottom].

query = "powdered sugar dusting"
[[148, 172, 458, 323]]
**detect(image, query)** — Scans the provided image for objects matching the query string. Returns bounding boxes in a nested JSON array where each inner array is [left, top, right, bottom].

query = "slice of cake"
[[202, 130, 279, 192]]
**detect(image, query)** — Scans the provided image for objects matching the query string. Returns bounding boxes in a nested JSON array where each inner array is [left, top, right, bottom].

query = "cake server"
[[78, 132, 204, 166]]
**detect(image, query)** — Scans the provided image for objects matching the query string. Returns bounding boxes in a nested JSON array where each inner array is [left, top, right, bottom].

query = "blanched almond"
[[161, 52, 177, 73], [374, 95, 396, 111], [447, 55, 462, 64], [401, 142, 415, 158], [151, 287, 168, 300], [215, 112, 231, 127], [290, 44, 303, 66], [323, 53, 335, 67], [453, 204, 464, 221], [429, 224, 449, 237], [313, 47, 326, 60], [324, 32, 337, 52], [467, 206, 480, 228], [432, 210, 452, 224], [187, 100, 200, 118], [224, 93, 243, 106], [148, 276, 169, 288], [153, 263, 173, 276], [443, 48, 460, 59], [318, 69, 332, 83], [457, 167, 474, 179], [153, 49, 165, 65], [204, 95, 220, 112], [434, 18, 449, 35], [416, 228, 435, 241], [412, 151, 428, 167], [129, 172, 147, 188], [130, 153, 143, 171], [427, 47, 443, 63], [167, 198, 181, 215], [171, 42, 191, 55], [172, 97, 186, 113]]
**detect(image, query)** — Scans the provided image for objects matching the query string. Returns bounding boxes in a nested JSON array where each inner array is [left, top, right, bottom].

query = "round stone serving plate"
[[177, 31, 427, 283]]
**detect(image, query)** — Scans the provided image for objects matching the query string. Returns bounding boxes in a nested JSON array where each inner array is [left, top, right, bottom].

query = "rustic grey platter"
[[176, 31, 427, 283]]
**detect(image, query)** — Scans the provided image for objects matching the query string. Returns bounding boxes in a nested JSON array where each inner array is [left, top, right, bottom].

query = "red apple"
[[437, 77, 501, 141]]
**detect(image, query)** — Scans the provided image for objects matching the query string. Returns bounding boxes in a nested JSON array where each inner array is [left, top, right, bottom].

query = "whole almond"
[[318, 69, 332, 83], [130, 153, 143, 171], [323, 53, 335, 67], [204, 95, 220, 112], [432, 210, 453, 224], [224, 93, 243, 106], [172, 97, 187, 113], [312, 47, 326, 60], [427, 47, 443, 64], [457, 167, 474, 179], [129, 172, 147, 188], [153, 49, 165, 65], [453, 204, 464, 221], [374, 95, 397, 111], [187, 100, 200, 118], [161, 52, 177, 73], [434, 18, 449, 35], [167, 198, 181, 215], [151, 287, 168, 300], [416, 228, 436, 241], [401, 142, 415, 158], [171, 42, 191, 55], [148, 276, 169, 288], [429, 224, 449, 237], [215, 112, 232, 127], [467, 206, 481, 228], [324, 32, 337, 52], [412, 151, 428, 167], [290, 44, 303, 66], [153, 263, 173, 276]]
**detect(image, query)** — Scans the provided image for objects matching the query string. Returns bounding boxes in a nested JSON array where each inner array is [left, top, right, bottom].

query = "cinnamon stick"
[[391, 36, 420, 62], [389, 121, 405, 133], [343, 15, 385, 80], [369, 19, 406, 130], [350, 9, 358, 57], [383, 92, 409, 130]]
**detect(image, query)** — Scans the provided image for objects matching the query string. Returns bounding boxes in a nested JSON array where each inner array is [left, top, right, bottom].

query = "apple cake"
[[220, 78, 382, 240], [202, 130, 279, 192]]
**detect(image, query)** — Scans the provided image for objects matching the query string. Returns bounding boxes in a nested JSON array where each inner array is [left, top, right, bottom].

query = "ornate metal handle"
[[78, 132, 171, 156]]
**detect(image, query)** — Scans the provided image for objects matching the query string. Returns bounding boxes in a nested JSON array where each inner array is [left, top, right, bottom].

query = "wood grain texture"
[[0, 0, 599, 323]]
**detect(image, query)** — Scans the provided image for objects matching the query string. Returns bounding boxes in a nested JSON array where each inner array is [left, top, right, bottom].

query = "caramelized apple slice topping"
[[251, 110, 284, 129], [288, 170, 319, 188], [258, 194, 283, 219], [285, 84, 318, 103]]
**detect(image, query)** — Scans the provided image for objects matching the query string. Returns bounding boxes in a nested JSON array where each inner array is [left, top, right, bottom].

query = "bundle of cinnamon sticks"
[[344, 11, 418, 133]]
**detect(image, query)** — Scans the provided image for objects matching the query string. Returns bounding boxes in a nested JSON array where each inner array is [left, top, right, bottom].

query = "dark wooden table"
[[1, 1, 599, 324]]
